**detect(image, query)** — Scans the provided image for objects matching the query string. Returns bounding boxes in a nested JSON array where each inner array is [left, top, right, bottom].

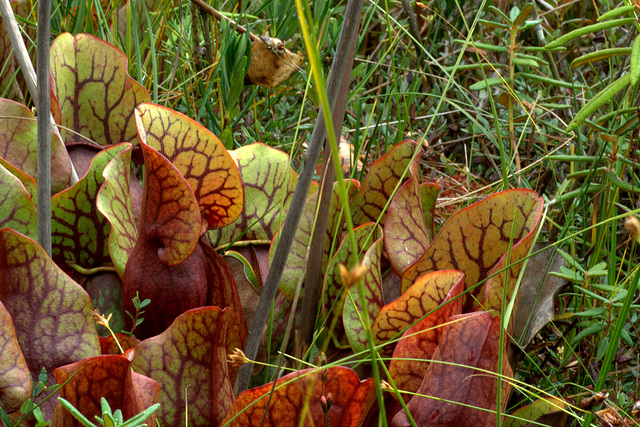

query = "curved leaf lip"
[[134, 102, 244, 229], [139, 141, 204, 266]]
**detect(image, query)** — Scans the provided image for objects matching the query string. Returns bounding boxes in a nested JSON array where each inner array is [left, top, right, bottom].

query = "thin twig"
[[0, 0, 79, 186], [189, 0, 259, 42]]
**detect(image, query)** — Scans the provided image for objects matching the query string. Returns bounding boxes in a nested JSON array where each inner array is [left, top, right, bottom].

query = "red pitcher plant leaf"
[[0, 301, 32, 413], [0, 98, 72, 193], [222, 366, 376, 427], [122, 142, 208, 338], [322, 223, 384, 354], [385, 271, 464, 399], [0, 228, 101, 379], [51, 143, 129, 273], [0, 158, 37, 204], [207, 142, 318, 249], [131, 306, 233, 427], [350, 140, 420, 227], [134, 103, 243, 229], [0, 162, 37, 239], [384, 151, 436, 276], [270, 179, 359, 298], [52, 355, 159, 427], [402, 189, 544, 311], [96, 143, 137, 277], [50, 33, 150, 146], [391, 311, 513, 427]]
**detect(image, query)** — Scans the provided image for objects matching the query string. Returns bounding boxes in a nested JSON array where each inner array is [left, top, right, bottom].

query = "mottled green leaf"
[[50, 33, 150, 145], [207, 143, 317, 248], [0, 162, 36, 239], [132, 307, 233, 427], [503, 397, 568, 427], [271, 179, 359, 298], [0, 228, 101, 380], [51, 143, 128, 272], [322, 223, 384, 354], [0, 301, 32, 413], [96, 144, 137, 277], [0, 98, 71, 193], [135, 103, 243, 229]]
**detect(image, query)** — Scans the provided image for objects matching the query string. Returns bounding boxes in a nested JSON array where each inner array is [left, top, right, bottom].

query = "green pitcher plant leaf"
[[222, 366, 376, 427], [0, 162, 37, 239], [503, 396, 568, 427], [391, 311, 512, 427], [134, 103, 243, 229], [350, 140, 420, 228], [50, 33, 151, 146], [96, 143, 137, 277], [402, 189, 544, 312], [322, 223, 384, 355], [0, 228, 101, 379], [52, 355, 160, 427], [0, 98, 72, 193], [0, 157, 37, 204], [51, 143, 129, 273], [122, 142, 208, 338], [207, 143, 316, 249], [384, 271, 464, 399], [270, 179, 359, 298], [373, 270, 464, 358], [85, 272, 126, 336], [131, 306, 233, 427], [384, 150, 435, 275], [0, 301, 32, 413]]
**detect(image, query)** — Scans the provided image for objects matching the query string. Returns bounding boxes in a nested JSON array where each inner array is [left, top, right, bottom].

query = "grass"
[[8, 0, 640, 424]]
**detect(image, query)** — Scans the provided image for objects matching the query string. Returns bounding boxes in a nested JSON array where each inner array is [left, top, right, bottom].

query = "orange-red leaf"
[[391, 312, 513, 426], [135, 103, 243, 229], [222, 366, 376, 427], [52, 355, 159, 427]]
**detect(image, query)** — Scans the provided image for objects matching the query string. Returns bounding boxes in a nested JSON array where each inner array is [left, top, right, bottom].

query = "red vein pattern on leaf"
[[207, 143, 302, 248], [350, 140, 419, 227], [386, 272, 464, 398], [135, 103, 243, 229], [96, 143, 138, 277], [222, 366, 376, 427], [0, 228, 100, 379], [50, 33, 150, 146], [401, 190, 543, 308], [373, 270, 464, 355], [131, 307, 233, 427], [51, 144, 128, 271], [391, 312, 512, 426], [53, 355, 160, 427], [0, 163, 37, 239], [384, 153, 431, 276], [0, 301, 32, 413]]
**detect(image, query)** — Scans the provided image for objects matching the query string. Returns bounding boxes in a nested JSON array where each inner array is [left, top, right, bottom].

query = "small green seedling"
[[58, 396, 160, 427]]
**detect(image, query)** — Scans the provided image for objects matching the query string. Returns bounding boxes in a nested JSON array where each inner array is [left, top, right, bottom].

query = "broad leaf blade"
[[0, 162, 37, 239], [132, 306, 233, 427], [50, 33, 151, 146], [134, 103, 243, 229], [0, 301, 32, 413]]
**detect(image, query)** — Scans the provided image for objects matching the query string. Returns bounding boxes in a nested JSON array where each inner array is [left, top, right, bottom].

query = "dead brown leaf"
[[247, 36, 304, 88]]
